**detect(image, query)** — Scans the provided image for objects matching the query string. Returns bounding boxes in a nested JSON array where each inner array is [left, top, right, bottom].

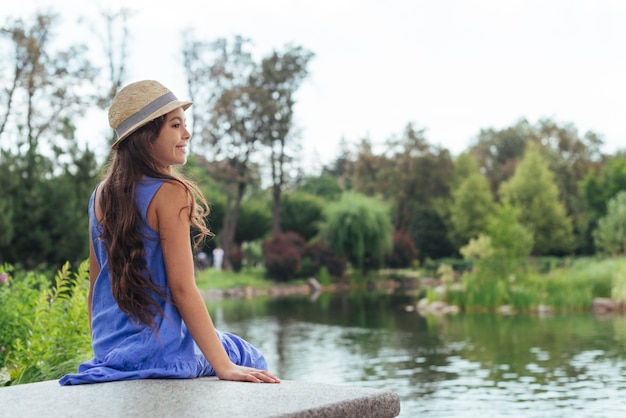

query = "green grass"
[[455, 256, 626, 312], [194, 267, 307, 290]]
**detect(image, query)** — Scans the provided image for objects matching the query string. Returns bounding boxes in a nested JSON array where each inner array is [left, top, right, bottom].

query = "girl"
[[60, 80, 279, 385]]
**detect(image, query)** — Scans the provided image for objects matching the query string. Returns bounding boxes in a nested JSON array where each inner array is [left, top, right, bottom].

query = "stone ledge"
[[0, 377, 401, 417]]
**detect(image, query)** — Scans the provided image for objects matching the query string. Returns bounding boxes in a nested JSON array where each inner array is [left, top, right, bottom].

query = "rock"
[[592, 297, 619, 314], [498, 305, 515, 315]]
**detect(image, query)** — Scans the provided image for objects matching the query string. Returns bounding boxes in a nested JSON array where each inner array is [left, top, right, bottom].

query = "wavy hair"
[[98, 115, 211, 329]]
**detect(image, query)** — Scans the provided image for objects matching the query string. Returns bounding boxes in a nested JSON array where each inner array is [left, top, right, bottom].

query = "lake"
[[208, 291, 626, 417]]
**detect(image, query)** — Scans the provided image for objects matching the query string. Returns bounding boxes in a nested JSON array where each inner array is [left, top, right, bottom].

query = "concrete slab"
[[0, 377, 401, 417]]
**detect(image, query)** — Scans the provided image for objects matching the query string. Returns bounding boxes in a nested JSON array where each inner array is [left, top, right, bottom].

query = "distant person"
[[213, 246, 224, 271], [59, 80, 278, 385], [197, 251, 209, 270]]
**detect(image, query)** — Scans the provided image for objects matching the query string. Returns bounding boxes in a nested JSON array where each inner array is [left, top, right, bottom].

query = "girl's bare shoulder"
[[153, 180, 192, 210]]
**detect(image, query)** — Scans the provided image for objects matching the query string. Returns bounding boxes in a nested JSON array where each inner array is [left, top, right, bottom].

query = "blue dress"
[[59, 178, 267, 385]]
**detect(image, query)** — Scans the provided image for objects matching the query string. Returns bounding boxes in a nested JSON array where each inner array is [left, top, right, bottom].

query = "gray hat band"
[[115, 91, 178, 138]]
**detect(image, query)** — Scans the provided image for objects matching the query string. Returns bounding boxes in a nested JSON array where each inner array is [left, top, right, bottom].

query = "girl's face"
[[152, 107, 191, 170]]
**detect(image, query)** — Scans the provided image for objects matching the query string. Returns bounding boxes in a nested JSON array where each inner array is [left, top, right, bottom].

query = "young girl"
[[60, 80, 279, 385]]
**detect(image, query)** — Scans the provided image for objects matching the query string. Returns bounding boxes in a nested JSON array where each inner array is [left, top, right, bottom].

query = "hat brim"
[[111, 100, 192, 149]]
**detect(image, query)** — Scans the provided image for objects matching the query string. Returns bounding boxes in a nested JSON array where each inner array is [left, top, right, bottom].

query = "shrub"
[[2, 261, 91, 385], [302, 243, 346, 279], [386, 230, 419, 268], [262, 232, 306, 282], [319, 192, 393, 272]]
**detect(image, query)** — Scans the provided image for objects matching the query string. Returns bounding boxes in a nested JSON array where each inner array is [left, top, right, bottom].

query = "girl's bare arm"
[[153, 181, 279, 383]]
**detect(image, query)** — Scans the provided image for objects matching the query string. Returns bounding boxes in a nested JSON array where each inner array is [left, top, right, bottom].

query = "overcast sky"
[[5, 0, 626, 171]]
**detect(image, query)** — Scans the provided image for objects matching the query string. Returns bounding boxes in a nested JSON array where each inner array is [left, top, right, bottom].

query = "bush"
[[320, 192, 393, 272], [262, 232, 306, 282], [1, 261, 91, 385], [386, 230, 419, 268], [302, 243, 346, 279]]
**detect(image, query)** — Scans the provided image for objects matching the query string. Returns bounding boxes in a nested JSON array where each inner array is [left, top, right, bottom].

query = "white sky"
[[4, 0, 626, 171]]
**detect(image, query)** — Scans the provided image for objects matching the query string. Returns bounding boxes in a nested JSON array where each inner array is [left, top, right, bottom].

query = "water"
[[209, 291, 626, 417]]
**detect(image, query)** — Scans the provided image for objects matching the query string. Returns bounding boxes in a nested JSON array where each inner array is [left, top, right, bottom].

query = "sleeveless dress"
[[59, 178, 267, 385]]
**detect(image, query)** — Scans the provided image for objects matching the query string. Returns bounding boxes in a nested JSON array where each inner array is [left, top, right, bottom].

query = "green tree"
[[462, 204, 533, 310], [469, 119, 529, 194], [499, 144, 574, 255], [593, 191, 626, 256], [280, 192, 325, 241], [251, 45, 314, 237], [297, 174, 342, 200], [352, 124, 454, 231], [235, 198, 272, 244], [182, 35, 261, 270], [469, 118, 603, 203], [0, 12, 98, 267], [408, 205, 455, 261], [449, 152, 480, 191], [319, 192, 393, 272], [449, 172, 496, 248], [579, 156, 626, 218]]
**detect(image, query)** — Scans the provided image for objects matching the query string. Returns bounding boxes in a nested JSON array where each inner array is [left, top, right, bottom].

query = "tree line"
[[1, 10, 626, 276]]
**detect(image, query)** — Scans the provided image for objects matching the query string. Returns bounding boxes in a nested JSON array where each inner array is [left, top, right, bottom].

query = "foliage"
[[241, 240, 264, 268], [449, 152, 480, 191], [1, 261, 91, 385], [320, 192, 393, 272], [594, 191, 626, 256], [195, 266, 274, 290], [0, 10, 624, 276], [461, 204, 533, 310], [408, 205, 455, 261], [487, 204, 534, 260], [253, 45, 315, 236], [0, 12, 100, 268], [611, 261, 626, 302], [235, 198, 272, 244], [262, 232, 307, 281], [469, 118, 603, 199], [449, 172, 496, 248], [301, 243, 346, 279], [460, 235, 493, 260], [297, 174, 343, 200], [352, 125, 454, 231], [579, 157, 626, 218], [182, 35, 313, 267], [279, 192, 326, 241], [499, 144, 574, 255], [386, 230, 419, 269]]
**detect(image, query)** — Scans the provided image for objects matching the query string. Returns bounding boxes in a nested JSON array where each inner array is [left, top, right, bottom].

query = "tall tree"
[[469, 119, 529, 195], [499, 144, 574, 255], [319, 192, 393, 273], [251, 45, 314, 237], [297, 174, 342, 200], [182, 35, 261, 270], [448, 172, 496, 248], [92, 8, 132, 146], [352, 123, 454, 231], [0, 12, 98, 267], [593, 191, 626, 256], [279, 192, 325, 241]]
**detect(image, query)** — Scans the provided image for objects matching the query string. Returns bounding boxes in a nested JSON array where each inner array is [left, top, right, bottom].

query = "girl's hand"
[[217, 364, 281, 384]]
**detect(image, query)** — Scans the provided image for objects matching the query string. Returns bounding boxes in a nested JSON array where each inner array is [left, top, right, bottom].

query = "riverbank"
[[196, 257, 626, 316], [199, 276, 407, 301]]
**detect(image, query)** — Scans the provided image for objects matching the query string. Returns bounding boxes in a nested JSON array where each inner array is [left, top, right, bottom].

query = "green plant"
[[6, 261, 91, 385]]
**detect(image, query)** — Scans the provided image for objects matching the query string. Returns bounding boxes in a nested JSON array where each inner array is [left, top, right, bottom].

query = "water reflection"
[[208, 291, 626, 417]]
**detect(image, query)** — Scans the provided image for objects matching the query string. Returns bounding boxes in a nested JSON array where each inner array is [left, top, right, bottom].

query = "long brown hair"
[[98, 115, 211, 329]]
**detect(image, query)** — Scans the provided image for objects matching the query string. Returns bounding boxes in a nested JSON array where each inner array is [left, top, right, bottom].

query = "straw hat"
[[109, 80, 192, 149]]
